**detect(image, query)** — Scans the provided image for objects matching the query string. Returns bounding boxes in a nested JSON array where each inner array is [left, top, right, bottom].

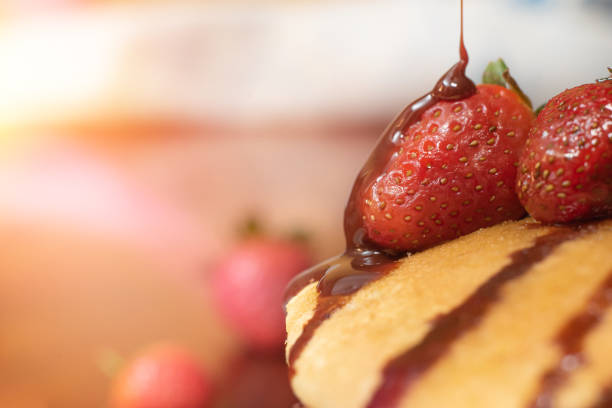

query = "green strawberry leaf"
[[534, 102, 547, 116], [482, 59, 508, 87], [483, 58, 533, 110]]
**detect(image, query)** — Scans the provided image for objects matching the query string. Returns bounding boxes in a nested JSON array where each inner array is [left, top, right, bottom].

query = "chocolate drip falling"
[[366, 227, 588, 408], [285, 0, 476, 376], [529, 270, 612, 408]]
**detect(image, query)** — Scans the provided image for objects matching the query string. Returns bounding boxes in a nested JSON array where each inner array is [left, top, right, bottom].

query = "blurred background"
[[0, 0, 610, 407]]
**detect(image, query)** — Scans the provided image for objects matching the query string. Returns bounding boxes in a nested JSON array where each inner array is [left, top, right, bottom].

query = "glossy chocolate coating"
[[528, 271, 612, 408], [285, 0, 476, 377]]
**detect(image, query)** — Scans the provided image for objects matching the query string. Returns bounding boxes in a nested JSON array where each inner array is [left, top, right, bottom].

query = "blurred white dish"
[[0, 0, 610, 126]]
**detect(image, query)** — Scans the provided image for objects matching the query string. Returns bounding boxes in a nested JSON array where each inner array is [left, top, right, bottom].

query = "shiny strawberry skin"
[[517, 81, 612, 223], [361, 84, 534, 251]]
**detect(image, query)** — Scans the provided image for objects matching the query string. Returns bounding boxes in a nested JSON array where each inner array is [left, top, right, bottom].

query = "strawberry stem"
[[287, 227, 310, 244], [483, 58, 533, 109], [95, 347, 125, 378], [482, 58, 508, 87], [238, 215, 263, 238], [596, 66, 612, 83], [534, 102, 547, 116]]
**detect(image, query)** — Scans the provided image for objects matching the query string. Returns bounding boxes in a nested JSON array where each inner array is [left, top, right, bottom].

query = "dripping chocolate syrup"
[[528, 269, 612, 408], [366, 226, 593, 408], [284, 0, 476, 376]]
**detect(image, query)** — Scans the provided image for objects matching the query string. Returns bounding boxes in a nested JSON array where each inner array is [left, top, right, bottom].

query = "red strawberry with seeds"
[[516, 78, 612, 223], [360, 60, 534, 251]]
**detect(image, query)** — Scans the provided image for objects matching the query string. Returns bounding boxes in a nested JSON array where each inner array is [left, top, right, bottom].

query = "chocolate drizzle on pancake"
[[366, 227, 587, 408], [286, 254, 398, 376], [285, 0, 475, 376], [529, 270, 612, 408]]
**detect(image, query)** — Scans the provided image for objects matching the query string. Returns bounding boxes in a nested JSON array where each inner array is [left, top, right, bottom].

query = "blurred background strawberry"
[[109, 344, 213, 408], [0, 0, 610, 407], [213, 351, 298, 408], [211, 224, 312, 350]]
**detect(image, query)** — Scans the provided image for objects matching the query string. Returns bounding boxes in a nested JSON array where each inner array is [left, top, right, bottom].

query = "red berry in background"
[[213, 351, 299, 408], [360, 61, 534, 252], [211, 237, 311, 350], [110, 344, 213, 408], [517, 79, 612, 223]]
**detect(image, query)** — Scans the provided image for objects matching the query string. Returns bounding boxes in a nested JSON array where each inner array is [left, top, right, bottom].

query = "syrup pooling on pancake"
[[529, 270, 612, 408], [366, 226, 594, 408], [286, 255, 397, 376], [284, 0, 476, 375]]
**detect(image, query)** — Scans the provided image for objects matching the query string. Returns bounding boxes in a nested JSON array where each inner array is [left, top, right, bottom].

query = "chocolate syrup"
[[529, 270, 612, 408], [366, 227, 587, 408], [284, 0, 476, 375]]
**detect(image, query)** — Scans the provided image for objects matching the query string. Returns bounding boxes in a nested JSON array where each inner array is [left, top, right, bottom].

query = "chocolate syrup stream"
[[366, 227, 587, 408], [285, 0, 476, 376], [529, 270, 612, 408]]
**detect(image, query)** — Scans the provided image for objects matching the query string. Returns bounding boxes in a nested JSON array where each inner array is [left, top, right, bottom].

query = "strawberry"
[[110, 344, 213, 408], [360, 60, 534, 251], [211, 236, 311, 350], [516, 78, 612, 223], [213, 351, 299, 408]]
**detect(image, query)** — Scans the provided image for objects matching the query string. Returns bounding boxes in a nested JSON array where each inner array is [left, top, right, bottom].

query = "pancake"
[[285, 218, 612, 408]]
